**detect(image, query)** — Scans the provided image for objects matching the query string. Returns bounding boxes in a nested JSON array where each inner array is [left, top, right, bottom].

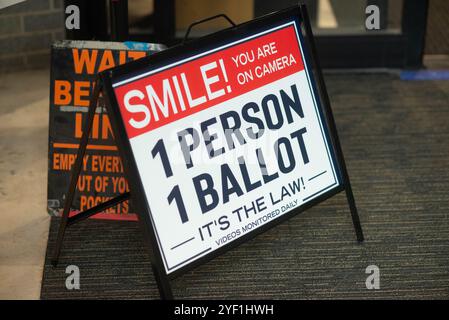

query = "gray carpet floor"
[[41, 73, 449, 299]]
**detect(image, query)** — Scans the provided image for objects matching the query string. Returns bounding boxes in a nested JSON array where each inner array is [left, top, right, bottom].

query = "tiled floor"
[[0, 69, 50, 299]]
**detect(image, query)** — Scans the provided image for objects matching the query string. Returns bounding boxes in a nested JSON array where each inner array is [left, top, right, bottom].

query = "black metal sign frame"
[[52, 5, 364, 300]]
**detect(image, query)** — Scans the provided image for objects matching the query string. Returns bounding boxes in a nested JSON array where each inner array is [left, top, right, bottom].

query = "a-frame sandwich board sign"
[[52, 4, 364, 300]]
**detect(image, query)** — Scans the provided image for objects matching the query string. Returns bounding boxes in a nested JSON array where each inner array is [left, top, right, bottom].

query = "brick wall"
[[0, 0, 65, 72]]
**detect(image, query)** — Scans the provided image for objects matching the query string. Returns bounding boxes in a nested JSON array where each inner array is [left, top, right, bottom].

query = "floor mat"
[[41, 73, 449, 299]]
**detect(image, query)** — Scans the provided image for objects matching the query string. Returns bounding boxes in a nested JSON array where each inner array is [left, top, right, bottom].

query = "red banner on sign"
[[114, 25, 304, 139]]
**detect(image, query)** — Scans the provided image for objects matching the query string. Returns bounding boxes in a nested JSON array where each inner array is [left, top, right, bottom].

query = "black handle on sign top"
[[183, 14, 237, 44]]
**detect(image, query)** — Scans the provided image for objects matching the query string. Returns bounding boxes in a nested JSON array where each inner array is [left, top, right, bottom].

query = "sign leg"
[[51, 80, 102, 266], [345, 183, 364, 243], [151, 263, 174, 300], [299, 4, 364, 243]]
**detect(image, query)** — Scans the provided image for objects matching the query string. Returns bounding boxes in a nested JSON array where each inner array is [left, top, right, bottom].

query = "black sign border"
[[100, 5, 355, 281], [110, 22, 341, 274]]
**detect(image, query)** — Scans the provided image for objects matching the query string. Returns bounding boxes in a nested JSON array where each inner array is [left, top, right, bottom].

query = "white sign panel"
[[112, 21, 340, 274]]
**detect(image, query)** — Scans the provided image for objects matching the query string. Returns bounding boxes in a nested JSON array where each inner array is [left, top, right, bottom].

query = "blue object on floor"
[[401, 70, 449, 81]]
